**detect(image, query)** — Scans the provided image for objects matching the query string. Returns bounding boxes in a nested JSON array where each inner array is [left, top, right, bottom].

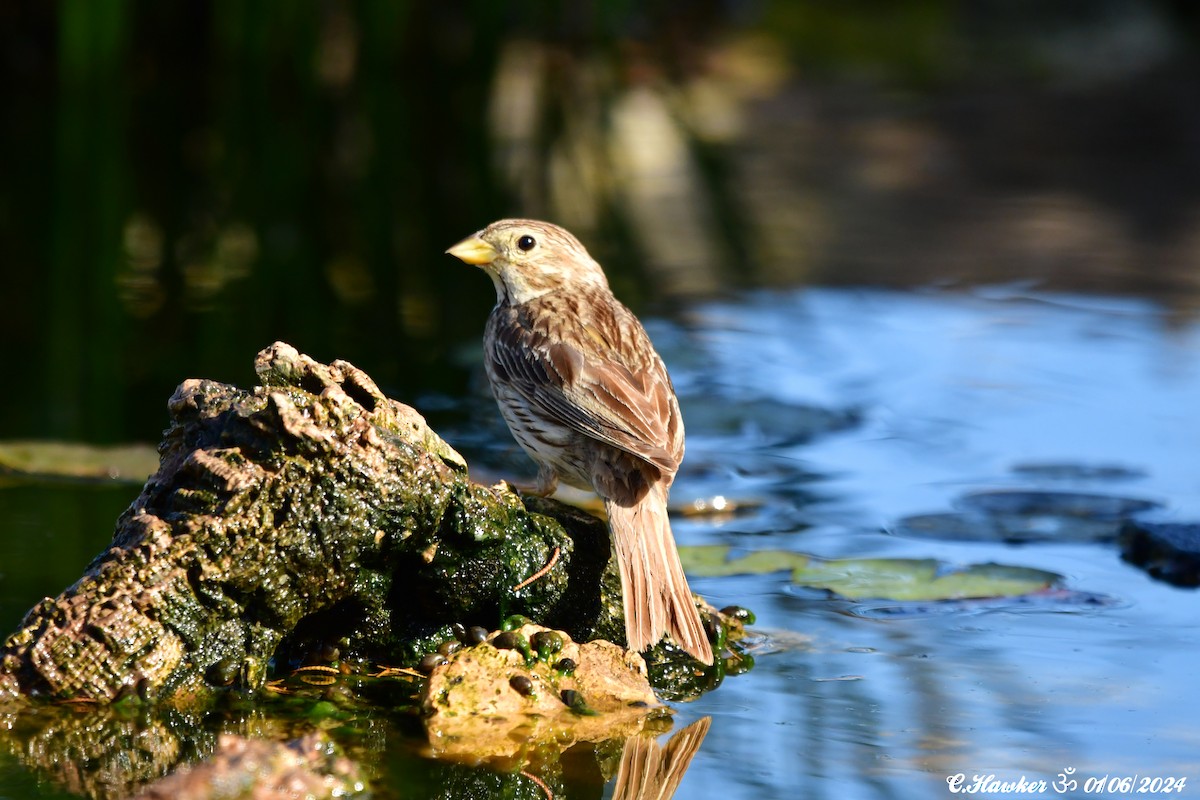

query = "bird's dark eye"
[[517, 235, 537, 252]]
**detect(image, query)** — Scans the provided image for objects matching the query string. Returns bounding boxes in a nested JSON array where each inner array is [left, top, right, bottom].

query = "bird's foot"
[[495, 468, 558, 498]]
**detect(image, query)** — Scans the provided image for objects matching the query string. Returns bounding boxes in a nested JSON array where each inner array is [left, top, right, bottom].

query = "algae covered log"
[[0, 343, 624, 704]]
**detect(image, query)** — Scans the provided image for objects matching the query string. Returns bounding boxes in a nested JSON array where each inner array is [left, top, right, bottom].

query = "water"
[[662, 287, 1200, 798], [1, 285, 1197, 798]]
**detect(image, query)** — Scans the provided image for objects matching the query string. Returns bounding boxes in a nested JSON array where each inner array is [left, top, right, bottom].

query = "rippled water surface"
[[1, 286, 1197, 798], [657, 287, 1200, 798]]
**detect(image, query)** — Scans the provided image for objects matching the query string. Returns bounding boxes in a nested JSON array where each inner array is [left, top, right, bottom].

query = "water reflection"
[[670, 288, 1199, 798], [0, 700, 711, 800], [612, 718, 712, 800]]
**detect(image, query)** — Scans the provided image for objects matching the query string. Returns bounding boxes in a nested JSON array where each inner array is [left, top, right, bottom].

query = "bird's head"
[[446, 219, 609, 305]]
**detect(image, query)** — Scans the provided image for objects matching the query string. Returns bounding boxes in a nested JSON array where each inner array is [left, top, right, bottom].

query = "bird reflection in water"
[[611, 717, 712, 800]]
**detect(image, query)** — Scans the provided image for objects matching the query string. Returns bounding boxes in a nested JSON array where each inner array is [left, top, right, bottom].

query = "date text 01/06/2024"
[[946, 770, 1188, 795]]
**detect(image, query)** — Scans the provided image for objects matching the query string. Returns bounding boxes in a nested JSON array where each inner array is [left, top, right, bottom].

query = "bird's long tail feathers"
[[605, 486, 714, 665]]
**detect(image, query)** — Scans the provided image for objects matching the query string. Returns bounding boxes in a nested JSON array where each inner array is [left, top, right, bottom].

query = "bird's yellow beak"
[[445, 236, 498, 266]]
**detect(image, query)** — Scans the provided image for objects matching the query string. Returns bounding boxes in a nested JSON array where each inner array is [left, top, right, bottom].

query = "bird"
[[446, 219, 714, 665]]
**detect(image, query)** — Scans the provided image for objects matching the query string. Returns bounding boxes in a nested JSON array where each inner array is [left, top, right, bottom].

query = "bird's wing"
[[487, 298, 683, 477]]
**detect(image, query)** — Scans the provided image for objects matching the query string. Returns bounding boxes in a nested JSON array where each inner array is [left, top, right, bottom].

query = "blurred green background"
[[2, 0, 1199, 445]]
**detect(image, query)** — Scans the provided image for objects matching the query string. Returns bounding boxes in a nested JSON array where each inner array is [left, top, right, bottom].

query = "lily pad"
[[848, 588, 1123, 619], [894, 490, 1161, 544], [680, 545, 1060, 601], [793, 559, 1058, 601], [895, 511, 1121, 544], [681, 544, 812, 577], [957, 490, 1159, 519], [0, 440, 159, 484], [1009, 462, 1146, 481]]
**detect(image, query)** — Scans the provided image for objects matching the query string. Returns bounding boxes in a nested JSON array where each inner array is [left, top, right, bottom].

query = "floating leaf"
[[681, 545, 811, 577], [680, 545, 1060, 601], [895, 490, 1161, 545], [792, 559, 1058, 601], [895, 511, 1124, 544], [0, 440, 159, 484], [1009, 462, 1146, 481], [957, 490, 1159, 519], [848, 588, 1122, 619]]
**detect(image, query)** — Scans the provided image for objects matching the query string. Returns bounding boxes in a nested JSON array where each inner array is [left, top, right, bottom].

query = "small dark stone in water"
[[501, 614, 532, 631], [554, 657, 577, 673], [464, 625, 489, 645], [206, 659, 240, 687], [418, 653, 448, 674], [303, 642, 340, 666], [509, 675, 533, 696], [530, 630, 563, 657], [1120, 521, 1200, 588], [561, 688, 596, 715], [492, 631, 519, 650], [450, 622, 467, 642], [720, 605, 756, 624], [437, 640, 461, 657]]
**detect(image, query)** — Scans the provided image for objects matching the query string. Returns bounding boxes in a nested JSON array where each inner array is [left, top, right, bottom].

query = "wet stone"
[[720, 605, 756, 624], [530, 630, 563, 658], [1120, 522, 1200, 588], [491, 631, 520, 650], [418, 653, 449, 674], [501, 615, 532, 631], [206, 659, 240, 687]]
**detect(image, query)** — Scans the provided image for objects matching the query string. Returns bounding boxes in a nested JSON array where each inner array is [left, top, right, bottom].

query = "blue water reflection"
[[655, 287, 1199, 799]]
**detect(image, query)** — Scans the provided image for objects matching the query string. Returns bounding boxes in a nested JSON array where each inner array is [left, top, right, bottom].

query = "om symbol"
[[1053, 767, 1077, 794]]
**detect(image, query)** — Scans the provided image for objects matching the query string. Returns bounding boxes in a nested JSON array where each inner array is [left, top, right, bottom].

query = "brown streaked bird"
[[447, 219, 714, 665]]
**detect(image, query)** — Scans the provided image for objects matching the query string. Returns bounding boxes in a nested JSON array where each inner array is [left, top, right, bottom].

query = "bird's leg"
[[530, 464, 559, 497], [500, 465, 559, 498]]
